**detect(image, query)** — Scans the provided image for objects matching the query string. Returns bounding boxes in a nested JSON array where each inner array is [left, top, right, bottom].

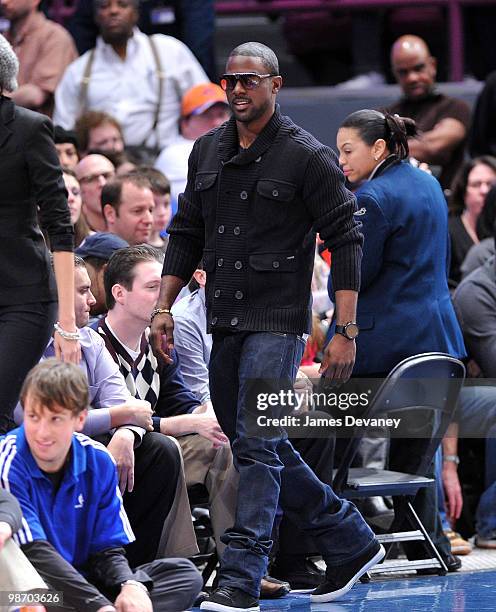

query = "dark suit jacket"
[[330, 159, 466, 375], [0, 95, 73, 306]]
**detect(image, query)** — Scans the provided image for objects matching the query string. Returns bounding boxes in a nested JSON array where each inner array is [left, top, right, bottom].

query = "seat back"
[[332, 352, 465, 493]]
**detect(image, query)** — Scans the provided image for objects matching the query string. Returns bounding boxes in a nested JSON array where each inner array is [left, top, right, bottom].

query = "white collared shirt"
[[54, 29, 207, 149]]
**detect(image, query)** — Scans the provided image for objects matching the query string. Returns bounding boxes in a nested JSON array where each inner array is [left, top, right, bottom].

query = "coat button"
[[240, 190, 248, 200], [255, 156, 262, 163], [234, 260, 242, 270], [218, 225, 225, 234], [197, 181, 202, 188], [214, 289, 221, 298], [230, 317, 238, 326], [235, 291, 243, 300], [272, 260, 280, 269], [211, 317, 218, 325], [272, 189, 279, 197], [233, 226, 241, 236], [217, 258, 224, 267]]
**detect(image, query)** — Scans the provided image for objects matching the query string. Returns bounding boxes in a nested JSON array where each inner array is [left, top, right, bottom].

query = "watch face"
[[345, 323, 359, 339]]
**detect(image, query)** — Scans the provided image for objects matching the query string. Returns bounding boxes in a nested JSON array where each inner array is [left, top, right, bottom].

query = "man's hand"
[[293, 370, 313, 412], [442, 462, 463, 523], [0, 521, 12, 553], [319, 334, 356, 382], [192, 414, 229, 448], [150, 312, 174, 364], [122, 400, 154, 431], [107, 429, 135, 494], [115, 584, 152, 612]]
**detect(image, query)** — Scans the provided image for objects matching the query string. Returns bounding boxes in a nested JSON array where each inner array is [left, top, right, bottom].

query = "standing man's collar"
[[0, 96, 14, 149], [218, 104, 285, 165]]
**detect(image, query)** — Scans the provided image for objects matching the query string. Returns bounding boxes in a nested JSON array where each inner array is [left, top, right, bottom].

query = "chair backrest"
[[332, 352, 465, 493]]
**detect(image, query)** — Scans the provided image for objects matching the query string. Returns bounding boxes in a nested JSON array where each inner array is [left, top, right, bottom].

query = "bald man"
[[75, 154, 115, 231], [387, 35, 470, 190]]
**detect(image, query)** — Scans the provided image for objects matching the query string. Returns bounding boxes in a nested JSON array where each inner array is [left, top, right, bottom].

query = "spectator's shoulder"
[[454, 259, 496, 302], [80, 325, 105, 349], [43, 17, 76, 42], [0, 431, 28, 478], [150, 33, 193, 55], [73, 432, 117, 471]]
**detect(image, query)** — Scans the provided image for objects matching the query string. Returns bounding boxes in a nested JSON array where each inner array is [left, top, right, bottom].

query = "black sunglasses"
[[220, 73, 277, 91]]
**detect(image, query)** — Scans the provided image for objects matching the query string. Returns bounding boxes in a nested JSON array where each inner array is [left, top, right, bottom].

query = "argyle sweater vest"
[[96, 319, 160, 408]]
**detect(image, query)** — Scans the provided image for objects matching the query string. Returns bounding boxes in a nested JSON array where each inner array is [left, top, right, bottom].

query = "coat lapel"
[[0, 96, 15, 149]]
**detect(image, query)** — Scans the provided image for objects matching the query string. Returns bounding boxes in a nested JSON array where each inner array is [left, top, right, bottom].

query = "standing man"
[[151, 42, 383, 611]]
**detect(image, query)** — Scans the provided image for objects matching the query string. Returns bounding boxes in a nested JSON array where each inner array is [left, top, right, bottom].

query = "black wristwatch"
[[335, 322, 359, 340]]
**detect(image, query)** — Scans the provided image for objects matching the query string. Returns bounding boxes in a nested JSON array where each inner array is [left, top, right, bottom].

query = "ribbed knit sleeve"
[[162, 140, 205, 281], [302, 146, 363, 291]]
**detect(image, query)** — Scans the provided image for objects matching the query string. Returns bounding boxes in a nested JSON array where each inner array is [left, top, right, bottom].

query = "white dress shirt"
[[54, 29, 207, 149], [155, 134, 194, 205]]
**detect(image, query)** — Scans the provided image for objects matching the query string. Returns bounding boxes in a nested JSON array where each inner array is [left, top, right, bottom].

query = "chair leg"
[[202, 549, 219, 586], [406, 501, 448, 575]]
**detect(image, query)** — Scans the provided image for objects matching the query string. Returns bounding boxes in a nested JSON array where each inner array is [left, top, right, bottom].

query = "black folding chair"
[[332, 352, 466, 576]]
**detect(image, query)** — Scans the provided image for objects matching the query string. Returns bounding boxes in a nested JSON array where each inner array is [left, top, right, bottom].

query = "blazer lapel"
[[0, 96, 15, 149]]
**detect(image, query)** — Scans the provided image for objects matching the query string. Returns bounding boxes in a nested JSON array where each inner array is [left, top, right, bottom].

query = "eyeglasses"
[[467, 180, 496, 190], [79, 171, 114, 185], [220, 73, 276, 92]]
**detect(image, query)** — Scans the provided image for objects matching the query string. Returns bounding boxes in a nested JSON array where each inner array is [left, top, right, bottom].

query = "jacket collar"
[[369, 154, 400, 180], [0, 96, 14, 149], [217, 104, 285, 165]]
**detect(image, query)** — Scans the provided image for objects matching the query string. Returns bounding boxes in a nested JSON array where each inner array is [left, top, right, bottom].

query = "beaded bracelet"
[[54, 322, 81, 341], [150, 307, 172, 322]]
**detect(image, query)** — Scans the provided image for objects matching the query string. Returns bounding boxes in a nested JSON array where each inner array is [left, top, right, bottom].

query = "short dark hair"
[[101, 172, 152, 215], [74, 254, 86, 269], [449, 156, 496, 216], [229, 42, 279, 74], [20, 359, 89, 417], [104, 244, 164, 309], [95, 0, 140, 10], [54, 125, 79, 149], [134, 166, 170, 196], [341, 109, 417, 160]]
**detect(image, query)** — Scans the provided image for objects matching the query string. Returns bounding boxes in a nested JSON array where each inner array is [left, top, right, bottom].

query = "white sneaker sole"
[[311, 544, 386, 603], [200, 601, 260, 612]]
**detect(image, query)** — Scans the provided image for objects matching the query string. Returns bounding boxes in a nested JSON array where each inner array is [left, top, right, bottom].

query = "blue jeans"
[[456, 386, 496, 539], [209, 331, 377, 597]]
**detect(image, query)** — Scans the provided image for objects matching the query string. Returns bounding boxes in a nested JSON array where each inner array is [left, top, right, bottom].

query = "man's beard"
[[100, 28, 132, 47]]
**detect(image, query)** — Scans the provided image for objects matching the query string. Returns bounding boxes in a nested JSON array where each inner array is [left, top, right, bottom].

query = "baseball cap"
[[181, 83, 228, 118], [75, 232, 128, 261]]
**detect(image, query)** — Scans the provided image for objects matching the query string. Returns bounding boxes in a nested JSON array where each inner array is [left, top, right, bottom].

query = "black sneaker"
[[200, 586, 260, 612], [271, 557, 325, 591], [311, 541, 385, 603]]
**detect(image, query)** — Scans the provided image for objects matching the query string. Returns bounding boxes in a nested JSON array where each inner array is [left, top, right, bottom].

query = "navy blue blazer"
[[329, 158, 465, 375]]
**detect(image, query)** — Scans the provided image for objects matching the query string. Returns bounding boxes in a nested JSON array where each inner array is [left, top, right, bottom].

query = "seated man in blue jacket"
[[0, 359, 202, 612]]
